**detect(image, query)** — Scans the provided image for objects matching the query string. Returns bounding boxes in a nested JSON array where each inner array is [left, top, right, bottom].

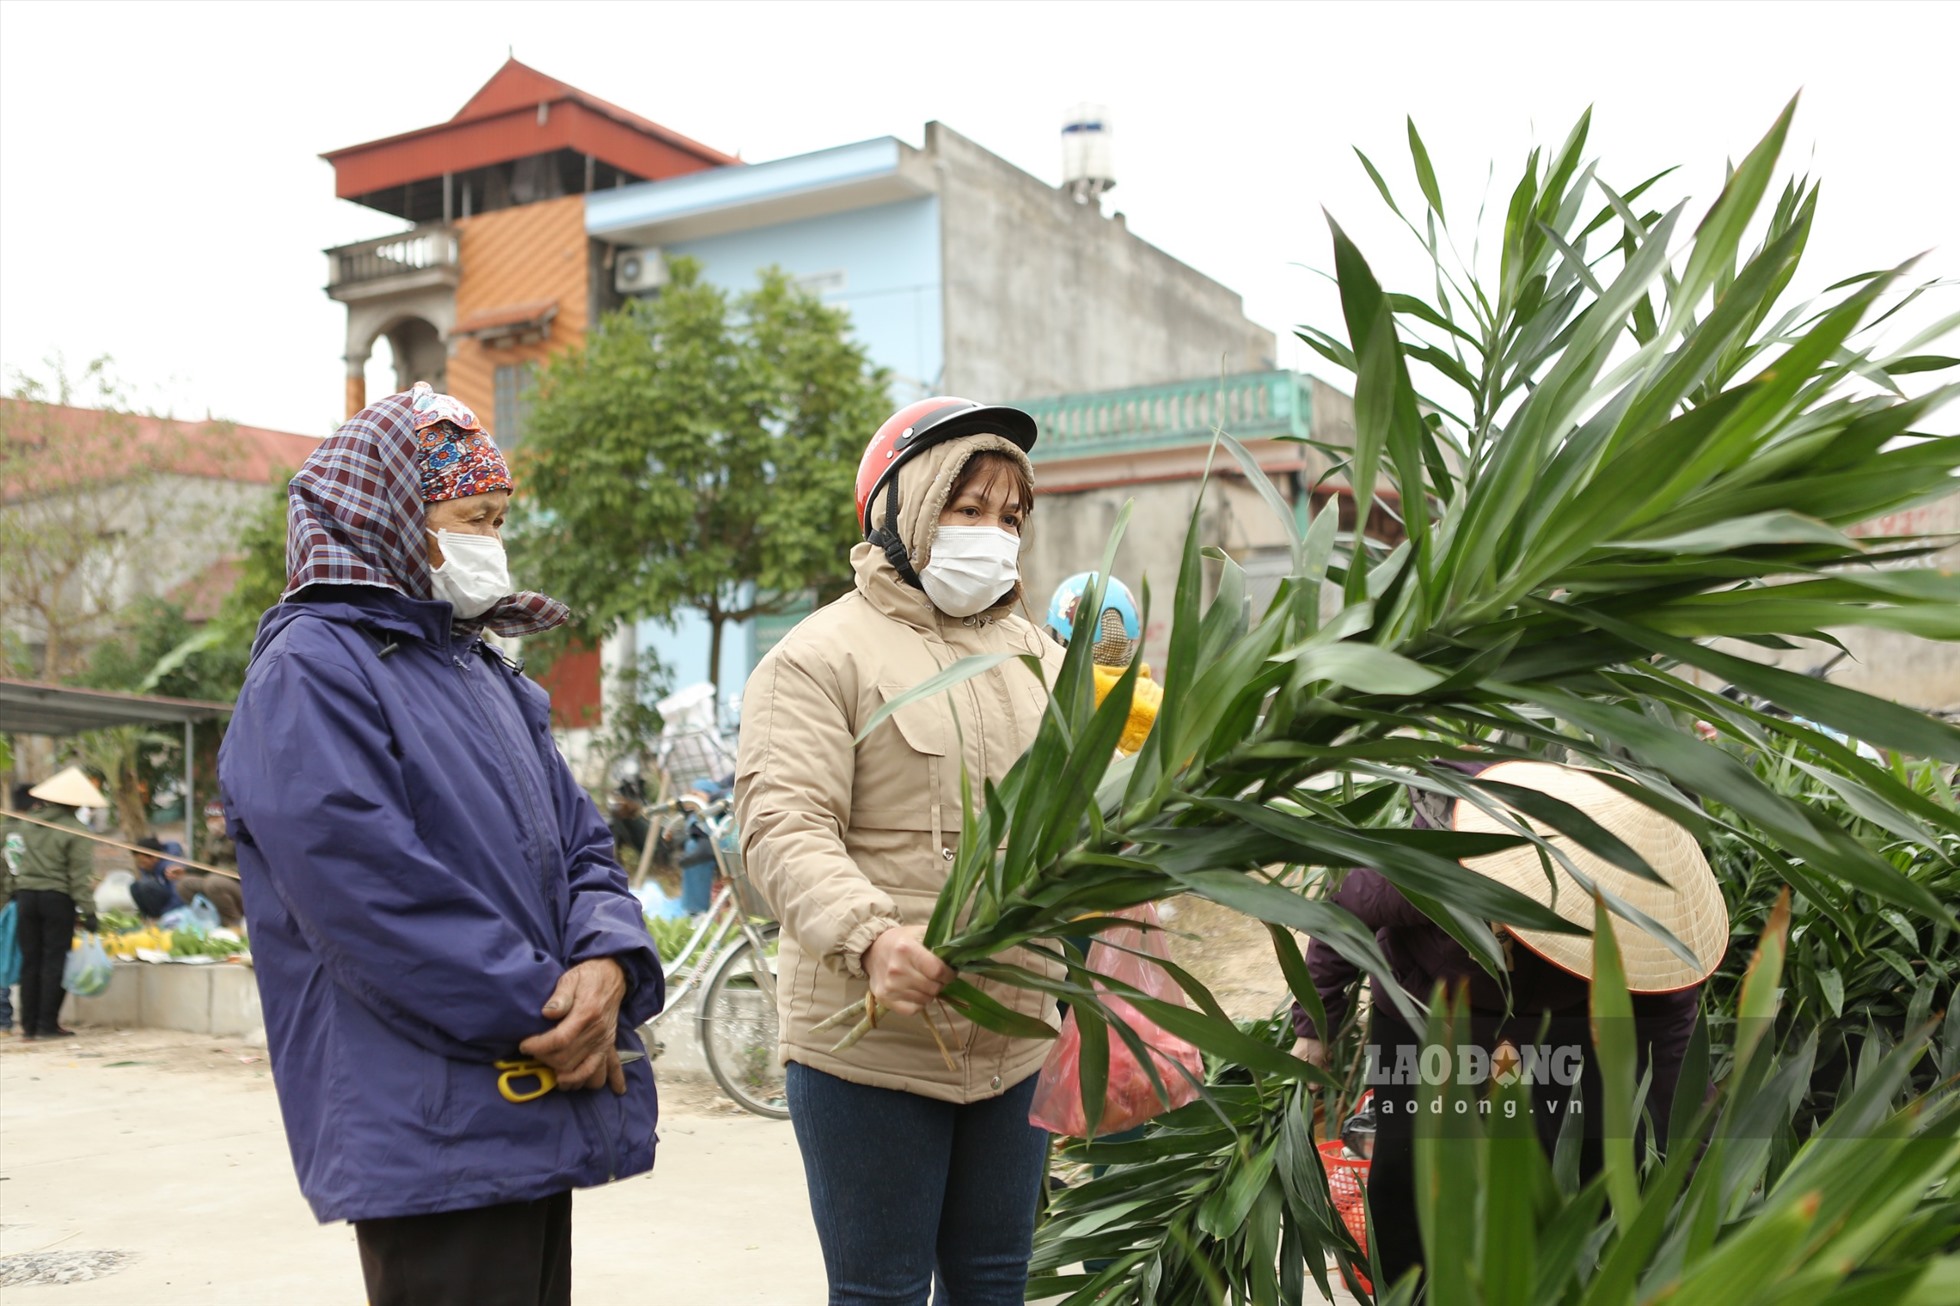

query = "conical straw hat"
[[1451, 761, 1729, 992], [29, 765, 109, 811]]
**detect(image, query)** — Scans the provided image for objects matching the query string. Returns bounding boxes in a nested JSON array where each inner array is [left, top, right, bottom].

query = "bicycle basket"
[[657, 728, 734, 794], [714, 824, 772, 920]]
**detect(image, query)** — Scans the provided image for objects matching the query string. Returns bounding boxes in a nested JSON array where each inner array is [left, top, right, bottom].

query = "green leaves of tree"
[[511, 259, 890, 686]]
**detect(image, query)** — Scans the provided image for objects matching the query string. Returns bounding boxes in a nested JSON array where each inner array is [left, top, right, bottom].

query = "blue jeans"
[[785, 1061, 1049, 1306]]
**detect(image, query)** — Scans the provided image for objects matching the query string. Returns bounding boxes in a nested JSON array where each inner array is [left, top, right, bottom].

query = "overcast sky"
[[2, 0, 1954, 436]]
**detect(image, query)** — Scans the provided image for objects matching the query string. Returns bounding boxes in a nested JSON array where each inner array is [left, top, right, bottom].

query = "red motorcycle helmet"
[[855, 396, 1037, 585]]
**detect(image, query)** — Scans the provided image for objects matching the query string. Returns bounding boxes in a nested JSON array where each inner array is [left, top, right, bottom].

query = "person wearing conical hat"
[[11, 767, 107, 1040], [1290, 760, 1725, 1291]]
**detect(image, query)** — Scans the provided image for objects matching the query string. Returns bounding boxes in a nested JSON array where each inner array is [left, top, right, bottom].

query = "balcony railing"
[[325, 226, 459, 294], [1020, 371, 1313, 461]]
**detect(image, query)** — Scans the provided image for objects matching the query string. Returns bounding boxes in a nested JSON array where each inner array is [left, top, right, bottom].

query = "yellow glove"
[[1092, 663, 1162, 756]]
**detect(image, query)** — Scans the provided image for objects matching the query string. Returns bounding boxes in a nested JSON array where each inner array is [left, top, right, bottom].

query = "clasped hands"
[[518, 957, 630, 1095]]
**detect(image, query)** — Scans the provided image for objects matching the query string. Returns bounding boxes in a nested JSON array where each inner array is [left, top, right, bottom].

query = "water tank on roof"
[[1062, 103, 1115, 206]]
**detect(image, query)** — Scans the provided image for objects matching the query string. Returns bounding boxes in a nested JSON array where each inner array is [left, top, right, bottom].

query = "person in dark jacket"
[[11, 767, 106, 1040], [128, 837, 183, 920], [218, 384, 664, 1306], [1293, 761, 1724, 1294]]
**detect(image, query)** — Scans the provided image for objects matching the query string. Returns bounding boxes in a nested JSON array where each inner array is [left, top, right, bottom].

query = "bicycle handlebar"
[[650, 792, 730, 822]]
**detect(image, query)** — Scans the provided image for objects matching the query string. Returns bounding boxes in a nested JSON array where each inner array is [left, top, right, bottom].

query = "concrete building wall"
[[1023, 476, 1298, 674], [930, 123, 1276, 404], [1693, 492, 1960, 714], [3, 473, 279, 676], [667, 197, 943, 401], [445, 194, 592, 432]]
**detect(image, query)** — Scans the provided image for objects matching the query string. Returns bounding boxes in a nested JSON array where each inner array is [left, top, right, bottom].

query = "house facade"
[[319, 60, 1277, 732], [0, 399, 319, 681]]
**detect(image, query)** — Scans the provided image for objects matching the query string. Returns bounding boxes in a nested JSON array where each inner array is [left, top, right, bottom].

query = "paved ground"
[[1, 1020, 1361, 1304], [0, 1028, 820, 1304]]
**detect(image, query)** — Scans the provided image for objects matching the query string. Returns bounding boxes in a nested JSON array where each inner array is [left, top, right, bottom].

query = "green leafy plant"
[[1032, 1014, 1370, 1303], [1384, 896, 1959, 1306], [1039, 899, 1960, 1305], [817, 97, 1958, 1299], [831, 93, 1958, 1070], [645, 912, 700, 968], [1706, 740, 1959, 1122]]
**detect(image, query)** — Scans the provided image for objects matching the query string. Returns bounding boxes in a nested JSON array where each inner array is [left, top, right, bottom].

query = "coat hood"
[[863, 431, 1035, 618]]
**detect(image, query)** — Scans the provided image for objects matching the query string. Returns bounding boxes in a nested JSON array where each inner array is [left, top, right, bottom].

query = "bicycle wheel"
[[697, 927, 788, 1119]]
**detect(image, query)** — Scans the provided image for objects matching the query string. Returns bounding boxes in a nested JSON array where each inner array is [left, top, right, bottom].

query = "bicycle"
[[636, 792, 788, 1120]]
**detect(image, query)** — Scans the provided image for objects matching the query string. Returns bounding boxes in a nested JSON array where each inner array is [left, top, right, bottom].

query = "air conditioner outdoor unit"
[[614, 247, 668, 296]]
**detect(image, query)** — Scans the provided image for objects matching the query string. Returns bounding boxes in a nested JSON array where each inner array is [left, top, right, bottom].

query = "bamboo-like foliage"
[[836, 98, 1959, 1297], [1033, 900, 1960, 1304]]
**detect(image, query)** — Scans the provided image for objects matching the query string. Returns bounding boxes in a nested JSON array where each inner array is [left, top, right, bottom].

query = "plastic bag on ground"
[[634, 882, 686, 921], [1028, 902, 1204, 1137], [93, 869, 137, 915], [63, 931, 114, 997], [185, 893, 222, 936]]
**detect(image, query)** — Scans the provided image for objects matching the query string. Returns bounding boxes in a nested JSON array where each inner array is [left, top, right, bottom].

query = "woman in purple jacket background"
[[219, 385, 664, 1306], [1293, 761, 1721, 1294]]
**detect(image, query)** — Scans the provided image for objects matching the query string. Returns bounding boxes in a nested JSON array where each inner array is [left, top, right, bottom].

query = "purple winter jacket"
[[219, 586, 665, 1223]]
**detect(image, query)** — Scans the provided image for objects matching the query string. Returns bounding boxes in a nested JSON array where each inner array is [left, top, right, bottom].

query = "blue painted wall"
[[642, 604, 756, 709], [668, 196, 943, 399], [639, 196, 943, 700]]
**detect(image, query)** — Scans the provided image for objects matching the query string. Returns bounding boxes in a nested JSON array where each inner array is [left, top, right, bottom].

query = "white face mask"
[[427, 529, 512, 619], [920, 525, 1021, 618]]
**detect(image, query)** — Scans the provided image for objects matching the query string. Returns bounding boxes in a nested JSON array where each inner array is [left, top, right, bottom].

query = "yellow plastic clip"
[[495, 1058, 557, 1103]]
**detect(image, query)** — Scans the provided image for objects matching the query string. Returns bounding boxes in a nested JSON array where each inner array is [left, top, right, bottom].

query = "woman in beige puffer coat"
[[735, 397, 1063, 1306]]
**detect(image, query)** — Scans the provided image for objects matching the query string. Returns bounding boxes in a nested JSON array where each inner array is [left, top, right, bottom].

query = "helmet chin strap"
[[868, 475, 924, 589]]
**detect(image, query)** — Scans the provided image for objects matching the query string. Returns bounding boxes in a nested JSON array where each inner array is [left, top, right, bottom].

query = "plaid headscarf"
[[409, 382, 513, 502], [284, 389, 570, 637]]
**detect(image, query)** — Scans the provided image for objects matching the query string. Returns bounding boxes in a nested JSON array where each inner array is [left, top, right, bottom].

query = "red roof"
[[323, 59, 737, 202], [166, 556, 242, 624], [1, 398, 320, 501]]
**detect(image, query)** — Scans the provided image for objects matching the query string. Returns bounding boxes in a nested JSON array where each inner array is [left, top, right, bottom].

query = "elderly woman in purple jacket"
[[219, 385, 663, 1306], [1293, 761, 1723, 1293]]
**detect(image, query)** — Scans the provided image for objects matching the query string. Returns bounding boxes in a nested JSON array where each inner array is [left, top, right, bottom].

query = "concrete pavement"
[[0, 1029, 820, 1303], [0, 1028, 1361, 1304]]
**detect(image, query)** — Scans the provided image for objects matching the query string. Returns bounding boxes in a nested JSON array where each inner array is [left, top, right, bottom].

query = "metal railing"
[[325, 226, 459, 291], [1019, 370, 1313, 460]]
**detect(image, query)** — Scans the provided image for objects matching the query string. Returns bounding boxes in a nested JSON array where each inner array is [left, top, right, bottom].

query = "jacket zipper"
[[454, 646, 620, 1179], [457, 646, 558, 911]]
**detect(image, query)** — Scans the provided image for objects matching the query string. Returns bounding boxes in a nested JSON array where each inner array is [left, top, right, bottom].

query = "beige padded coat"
[[734, 434, 1065, 1104]]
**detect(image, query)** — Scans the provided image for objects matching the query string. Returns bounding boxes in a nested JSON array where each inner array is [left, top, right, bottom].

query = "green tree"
[[513, 259, 890, 693], [209, 473, 292, 657]]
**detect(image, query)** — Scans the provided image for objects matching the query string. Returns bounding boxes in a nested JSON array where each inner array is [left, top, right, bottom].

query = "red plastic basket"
[[1318, 1139, 1374, 1294]]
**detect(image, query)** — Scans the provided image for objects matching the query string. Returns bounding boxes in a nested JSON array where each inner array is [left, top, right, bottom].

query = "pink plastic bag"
[[1028, 902, 1204, 1137]]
